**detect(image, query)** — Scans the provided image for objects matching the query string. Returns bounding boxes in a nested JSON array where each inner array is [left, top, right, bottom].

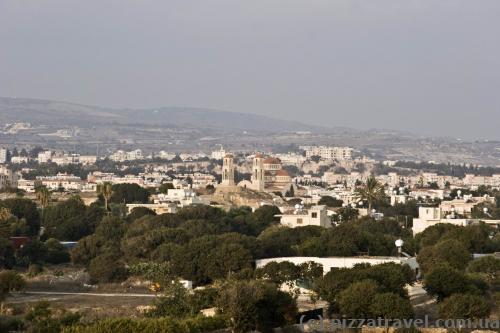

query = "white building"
[[0, 148, 7, 164], [17, 179, 36, 193], [87, 172, 145, 187], [302, 146, 353, 160], [11, 156, 29, 164], [276, 153, 307, 166], [37, 151, 52, 163], [412, 206, 500, 235], [409, 189, 447, 200], [211, 146, 226, 160], [0, 166, 18, 190], [463, 174, 500, 188], [79, 155, 98, 165], [277, 205, 331, 228], [109, 149, 143, 162], [157, 151, 176, 160], [154, 189, 207, 207], [36, 173, 83, 191], [126, 203, 177, 215]]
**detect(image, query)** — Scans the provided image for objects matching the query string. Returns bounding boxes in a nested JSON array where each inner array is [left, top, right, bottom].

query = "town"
[[2, 0, 500, 331], [1, 143, 500, 332]]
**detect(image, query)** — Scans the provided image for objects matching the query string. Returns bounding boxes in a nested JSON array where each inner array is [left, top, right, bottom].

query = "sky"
[[1, 0, 499, 140]]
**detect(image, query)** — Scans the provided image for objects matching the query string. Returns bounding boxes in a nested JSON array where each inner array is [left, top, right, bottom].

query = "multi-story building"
[[87, 171, 145, 186], [79, 155, 98, 165], [412, 206, 500, 235], [36, 173, 83, 191], [0, 166, 18, 190], [109, 149, 143, 162], [37, 151, 52, 163], [17, 179, 36, 193], [463, 174, 500, 188], [302, 146, 353, 160], [275, 153, 306, 166], [0, 148, 7, 164]]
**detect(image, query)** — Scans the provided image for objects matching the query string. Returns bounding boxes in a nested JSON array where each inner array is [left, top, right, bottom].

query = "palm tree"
[[354, 176, 386, 213], [35, 186, 51, 209], [98, 182, 113, 213], [35, 186, 51, 229]]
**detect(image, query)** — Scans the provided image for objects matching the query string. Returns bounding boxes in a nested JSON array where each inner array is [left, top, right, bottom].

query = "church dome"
[[263, 157, 281, 164]]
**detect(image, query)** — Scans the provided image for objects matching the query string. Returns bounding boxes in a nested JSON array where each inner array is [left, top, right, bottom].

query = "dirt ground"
[[3, 265, 158, 320], [5, 292, 157, 320]]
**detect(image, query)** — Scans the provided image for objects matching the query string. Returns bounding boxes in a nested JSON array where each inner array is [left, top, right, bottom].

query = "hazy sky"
[[1, 0, 499, 140]]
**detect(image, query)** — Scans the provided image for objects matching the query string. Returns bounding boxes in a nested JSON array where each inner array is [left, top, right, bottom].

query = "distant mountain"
[[0, 97, 331, 133]]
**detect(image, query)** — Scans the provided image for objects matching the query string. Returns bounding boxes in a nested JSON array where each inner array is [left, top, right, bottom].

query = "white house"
[[126, 203, 177, 215], [412, 206, 500, 235], [277, 205, 331, 228]]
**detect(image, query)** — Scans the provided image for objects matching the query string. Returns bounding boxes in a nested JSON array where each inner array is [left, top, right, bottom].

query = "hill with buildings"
[[0, 97, 328, 133], [0, 97, 499, 166]]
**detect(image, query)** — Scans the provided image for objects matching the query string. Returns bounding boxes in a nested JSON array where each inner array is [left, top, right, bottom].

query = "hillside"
[[0, 97, 328, 133]]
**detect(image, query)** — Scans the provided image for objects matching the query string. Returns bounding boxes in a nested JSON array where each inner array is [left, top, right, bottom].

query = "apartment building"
[[302, 146, 353, 160]]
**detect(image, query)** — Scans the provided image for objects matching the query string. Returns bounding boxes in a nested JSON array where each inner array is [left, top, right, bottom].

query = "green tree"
[[0, 198, 40, 235], [467, 256, 500, 281], [318, 196, 343, 208], [256, 261, 300, 285], [148, 281, 192, 317], [0, 237, 15, 268], [45, 238, 70, 264], [216, 280, 297, 333], [110, 183, 149, 204], [158, 183, 174, 194], [423, 266, 478, 301], [370, 292, 414, 319], [88, 251, 128, 284], [316, 263, 414, 313], [338, 280, 379, 318], [0, 270, 26, 305], [16, 240, 48, 266], [42, 196, 93, 241], [127, 206, 156, 222], [438, 293, 490, 319], [417, 239, 471, 274]]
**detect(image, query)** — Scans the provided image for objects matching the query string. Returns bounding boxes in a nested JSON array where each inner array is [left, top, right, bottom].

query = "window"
[[311, 212, 318, 218], [297, 218, 303, 224]]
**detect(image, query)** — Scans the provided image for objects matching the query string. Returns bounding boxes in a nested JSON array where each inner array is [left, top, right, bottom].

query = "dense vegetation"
[[2, 181, 500, 331]]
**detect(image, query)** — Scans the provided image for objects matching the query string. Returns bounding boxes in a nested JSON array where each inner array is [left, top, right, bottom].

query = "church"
[[220, 153, 294, 195]]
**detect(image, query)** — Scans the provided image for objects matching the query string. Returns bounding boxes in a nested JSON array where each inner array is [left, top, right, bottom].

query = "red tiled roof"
[[263, 157, 281, 164]]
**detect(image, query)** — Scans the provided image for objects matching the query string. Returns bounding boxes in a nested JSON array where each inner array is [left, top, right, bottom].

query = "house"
[[412, 206, 500, 235], [277, 205, 331, 228], [126, 203, 177, 215]]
